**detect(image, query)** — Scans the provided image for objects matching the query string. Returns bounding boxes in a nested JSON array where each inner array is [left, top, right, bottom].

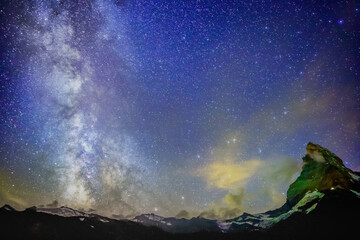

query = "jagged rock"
[[287, 142, 360, 206]]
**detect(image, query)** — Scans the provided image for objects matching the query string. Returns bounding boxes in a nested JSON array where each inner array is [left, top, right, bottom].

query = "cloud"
[[248, 157, 301, 212], [198, 190, 247, 219], [0, 190, 28, 209], [222, 190, 245, 208], [0, 171, 33, 209], [198, 160, 262, 189], [195, 141, 301, 219], [46, 200, 59, 208], [175, 210, 190, 219], [199, 197, 245, 219], [174, 190, 249, 220], [199, 206, 243, 220], [196, 132, 262, 189]]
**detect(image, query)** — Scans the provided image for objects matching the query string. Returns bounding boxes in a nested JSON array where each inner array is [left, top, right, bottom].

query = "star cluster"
[[0, 0, 359, 219]]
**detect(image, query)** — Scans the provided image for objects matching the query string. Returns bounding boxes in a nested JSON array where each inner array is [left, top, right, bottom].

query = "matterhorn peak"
[[287, 142, 360, 206]]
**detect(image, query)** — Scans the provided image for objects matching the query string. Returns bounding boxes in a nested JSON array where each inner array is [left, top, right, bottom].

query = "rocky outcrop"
[[287, 142, 360, 206]]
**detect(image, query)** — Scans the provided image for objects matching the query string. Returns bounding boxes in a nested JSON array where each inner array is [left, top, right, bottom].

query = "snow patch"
[[147, 214, 164, 222], [4, 206, 13, 211], [349, 172, 360, 182], [351, 189, 360, 197], [260, 190, 324, 228], [305, 203, 318, 214], [217, 221, 232, 232], [36, 207, 90, 218]]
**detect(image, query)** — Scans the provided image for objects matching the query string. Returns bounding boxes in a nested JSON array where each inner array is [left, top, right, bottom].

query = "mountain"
[[220, 142, 360, 234], [218, 212, 264, 232], [28, 206, 91, 218], [287, 142, 360, 205], [133, 213, 220, 233], [1, 142, 359, 239], [0, 204, 170, 240], [26, 205, 115, 223]]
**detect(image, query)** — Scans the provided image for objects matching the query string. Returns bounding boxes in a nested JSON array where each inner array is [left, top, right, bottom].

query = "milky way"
[[1, 0, 359, 219]]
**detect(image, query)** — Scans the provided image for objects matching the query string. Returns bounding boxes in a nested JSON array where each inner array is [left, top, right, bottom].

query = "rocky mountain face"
[[221, 143, 360, 233], [1, 143, 359, 239], [287, 142, 360, 205]]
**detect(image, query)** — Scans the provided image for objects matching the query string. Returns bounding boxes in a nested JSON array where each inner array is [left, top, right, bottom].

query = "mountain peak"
[[287, 142, 359, 205], [305, 142, 344, 167], [0, 204, 16, 212]]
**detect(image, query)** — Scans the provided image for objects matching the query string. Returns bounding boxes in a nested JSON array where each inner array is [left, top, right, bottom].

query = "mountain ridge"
[[1, 142, 359, 239]]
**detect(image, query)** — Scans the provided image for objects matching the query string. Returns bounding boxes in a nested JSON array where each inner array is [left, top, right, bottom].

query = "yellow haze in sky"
[[200, 159, 262, 189]]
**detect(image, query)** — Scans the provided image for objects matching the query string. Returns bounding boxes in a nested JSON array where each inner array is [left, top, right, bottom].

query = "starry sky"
[[0, 0, 359, 219]]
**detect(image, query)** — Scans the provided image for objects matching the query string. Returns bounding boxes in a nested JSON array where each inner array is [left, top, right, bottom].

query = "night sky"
[[0, 0, 359, 219]]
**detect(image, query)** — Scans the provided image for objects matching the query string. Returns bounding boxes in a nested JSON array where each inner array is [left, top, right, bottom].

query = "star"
[[0, 0, 358, 220]]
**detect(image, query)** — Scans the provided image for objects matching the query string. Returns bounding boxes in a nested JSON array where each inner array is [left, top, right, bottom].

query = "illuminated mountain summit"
[[287, 142, 360, 205]]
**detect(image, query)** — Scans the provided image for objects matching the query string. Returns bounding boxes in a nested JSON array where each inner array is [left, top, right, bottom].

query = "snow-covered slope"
[[33, 206, 90, 217], [24, 205, 113, 224], [217, 212, 264, 232], [133, 213, 173, 226]]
